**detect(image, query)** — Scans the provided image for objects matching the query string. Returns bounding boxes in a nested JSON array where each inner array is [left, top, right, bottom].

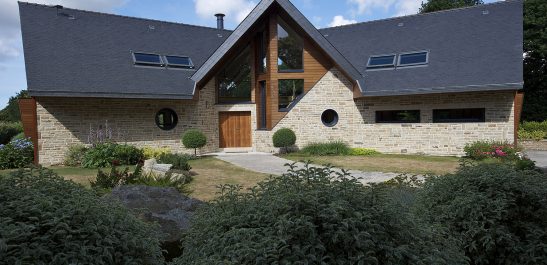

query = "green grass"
[[282, 153, 461, 175]]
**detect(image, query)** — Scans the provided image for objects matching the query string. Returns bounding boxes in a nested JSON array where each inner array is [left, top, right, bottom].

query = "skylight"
[[132, 52, 163, 66], [367, 55, 396, 69], [165, 55, 194, 69], [398, 51, 428, 66]]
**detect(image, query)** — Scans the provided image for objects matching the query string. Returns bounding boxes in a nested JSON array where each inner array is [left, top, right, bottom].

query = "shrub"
[[157, 153, 193, 171], [132, 171, 193, 194], [463, 140, 520, 160], [0, 138, 33, 169], [63, 144, 88, 166], [518, 120, 547, 140], [520, 120, 547, 133], [0, 121, 22, 144], [113, 144, 144, 165], [143, 146, 171, 159], [417, 163, 547, 264], [350, 147, 380, 156], [0, 167, 163, 264], [272, 128, 296, 153], [91, 165, 142, 194], [81, 143, 143, 168], [300, 141, 351, 156], [11, 132, 25, 141], [182, 129, 206, 156], [174, 164, 465, 264], [518, 128, 546, 141]]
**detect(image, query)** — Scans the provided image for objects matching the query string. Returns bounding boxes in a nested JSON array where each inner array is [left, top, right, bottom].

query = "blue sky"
[[0, 0, 499, 108]]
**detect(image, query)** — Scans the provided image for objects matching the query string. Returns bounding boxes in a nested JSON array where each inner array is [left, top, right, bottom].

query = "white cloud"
[[348, 0, 421, 17], [328, 15, 357, 27], [194, 0, 257, 24], [0, 0, 127, 61]]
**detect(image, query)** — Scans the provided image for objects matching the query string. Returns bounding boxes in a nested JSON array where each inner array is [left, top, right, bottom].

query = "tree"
[[419, 0, 483, 13], [182, 129, 207, 156], [0, 90, 29, 122], [522, 0, 547, 121]]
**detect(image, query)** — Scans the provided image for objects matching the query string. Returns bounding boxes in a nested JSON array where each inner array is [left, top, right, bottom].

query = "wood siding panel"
[[514, 91, 524, 145], [219, 112, 252, 148], [18, 98, 38, 164]]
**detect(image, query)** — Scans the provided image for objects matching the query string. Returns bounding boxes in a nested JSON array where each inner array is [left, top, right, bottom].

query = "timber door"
[[219, 112, 252, 148]]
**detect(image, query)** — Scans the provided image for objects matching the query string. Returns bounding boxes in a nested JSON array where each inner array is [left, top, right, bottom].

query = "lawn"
[[282, 153, 461, 175], [0, 157, 269, 201]]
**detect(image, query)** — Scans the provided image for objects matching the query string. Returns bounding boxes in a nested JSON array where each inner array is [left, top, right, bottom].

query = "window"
[[277, 19, 303, 72], [133, 52, 163, 66], [376, 110, 420, 123], [155, 108, 178, 130], [321, 109, 339, 127], [278, 79, 304, 111], [165, 55, 194, 69], [217, 45, 252, 103], [398, 51, 428, 66], [433, 108, 485, 123], [367, 55, 396, 69], [257, 31, 267, 74]]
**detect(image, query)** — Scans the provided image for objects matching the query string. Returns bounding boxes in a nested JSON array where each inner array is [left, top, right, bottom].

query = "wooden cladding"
[[513, 91, 524, 145], [18, 98, 38, 164], [219, 111, 252, 148]]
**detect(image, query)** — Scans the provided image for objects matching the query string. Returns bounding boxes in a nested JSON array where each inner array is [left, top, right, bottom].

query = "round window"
[[155, 108, 178, 130], [321, 109, 338, 127]]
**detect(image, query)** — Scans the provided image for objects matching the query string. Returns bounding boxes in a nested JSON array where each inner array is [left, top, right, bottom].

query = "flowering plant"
[[464, 141, 520, 161], [0, 138, 34, 169]]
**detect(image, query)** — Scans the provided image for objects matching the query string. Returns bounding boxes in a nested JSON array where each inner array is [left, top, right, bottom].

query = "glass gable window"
[[376, 110, 420, 123], [398, 51, 428, 66], [257, 31, 267, 74], [433, 108, 485, 123], [277, 20, 303, 72], [367, 55, 396, 69], [133, 52, 163, 66], [165, 55, 194, 69], [217, 45, 252, 103], [278, 79, 304, 111]]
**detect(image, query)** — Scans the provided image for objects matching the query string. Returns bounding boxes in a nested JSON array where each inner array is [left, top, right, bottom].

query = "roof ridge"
[[319, 0, 520, 30], [18, 1, 232, 32]]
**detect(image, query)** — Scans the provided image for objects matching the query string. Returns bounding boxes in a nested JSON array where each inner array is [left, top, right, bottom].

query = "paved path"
[[525, 151, 547, 172], [214, 152, 400, 184]]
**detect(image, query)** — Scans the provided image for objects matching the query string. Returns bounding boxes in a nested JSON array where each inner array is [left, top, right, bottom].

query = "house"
[[18, 0, 524, 165]]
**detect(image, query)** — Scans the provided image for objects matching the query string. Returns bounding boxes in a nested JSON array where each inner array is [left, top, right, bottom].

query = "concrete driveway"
[[526, 151, 547, 172]]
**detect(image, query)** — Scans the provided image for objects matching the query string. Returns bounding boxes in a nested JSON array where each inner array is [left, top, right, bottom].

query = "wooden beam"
[[18, 98, 39, 164], [513, 90, 524, 145]]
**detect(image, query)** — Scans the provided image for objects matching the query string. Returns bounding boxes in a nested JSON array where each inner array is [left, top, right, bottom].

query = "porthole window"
[[321, 109, 338, 127], [155, 108, 178, 130]]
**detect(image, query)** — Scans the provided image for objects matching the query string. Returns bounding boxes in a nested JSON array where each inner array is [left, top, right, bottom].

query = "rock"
[[142, 158, 173, 177], [106, 185, 203, 243]]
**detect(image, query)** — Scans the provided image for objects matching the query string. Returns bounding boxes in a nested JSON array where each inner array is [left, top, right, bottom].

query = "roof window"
[[398, 51, 428, 66], [132, 52, 163, 66], [367, 55, 396, 69], [165, 55, 194, 69]]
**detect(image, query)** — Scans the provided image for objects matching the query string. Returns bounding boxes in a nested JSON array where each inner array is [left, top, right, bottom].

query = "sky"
[[0, 0, 499, 108]]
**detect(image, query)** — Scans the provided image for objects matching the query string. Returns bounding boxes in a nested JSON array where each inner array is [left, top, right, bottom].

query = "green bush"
[[0, 138, 33, 169], [63, 144, 88, 166], [143, 146, 171, 159], [157, 153, 193, 171], [350, 147, 380, 156], [182, 129, 206, 156], [91, 165, 142, 194], [417, 163, 547, 264], [0, 167, 163, 264], [11, 132, 25, 141], [272, 128, 296, 153], [81, 143, 143, 168], [133, 171, 193, 194], [463, 140, 520, 160], [0, 122, 22, 144], [518, 120, 547, 140], [174, 164, 465, 264], [520, 120, 547, 132], [300, 141, 351, 156]]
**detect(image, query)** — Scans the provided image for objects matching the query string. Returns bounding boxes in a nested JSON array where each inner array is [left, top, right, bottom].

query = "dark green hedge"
[[0, 167, 163, 264]]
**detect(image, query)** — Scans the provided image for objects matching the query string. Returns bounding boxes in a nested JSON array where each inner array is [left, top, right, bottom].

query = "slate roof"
[[319, 0, 523, 96], [191, 0, 365, 90], [19, 0, 523, 99], [19, 2, 230, 99]]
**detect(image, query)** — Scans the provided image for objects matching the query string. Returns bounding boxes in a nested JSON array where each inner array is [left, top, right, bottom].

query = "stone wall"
[[36, 67, 515, 165], [254, 68, 515, 156]]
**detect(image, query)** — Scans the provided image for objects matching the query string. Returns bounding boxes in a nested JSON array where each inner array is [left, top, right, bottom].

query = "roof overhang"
[[29, 91, 194, 100], [356, 82, 523, 98]]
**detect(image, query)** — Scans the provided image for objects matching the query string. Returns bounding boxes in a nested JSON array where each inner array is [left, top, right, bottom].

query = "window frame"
[[155, 108, 178, 131], [216, 44, 253, 104], [366, 54, 397, 69], [375, 110, 421, 123], [278, 79, 304, 112], [277, 18, 304, 73], [432, 108, 486, 123], [132, 52, 164, 67], [164, 55, 195, 69], [321, 109, 339, 127], [397, 51, 429, 67]]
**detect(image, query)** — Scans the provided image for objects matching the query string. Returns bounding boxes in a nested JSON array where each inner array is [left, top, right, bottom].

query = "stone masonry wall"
[[254, 68, 515, 156]]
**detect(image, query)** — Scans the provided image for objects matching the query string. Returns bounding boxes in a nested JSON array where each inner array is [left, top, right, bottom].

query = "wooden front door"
[[219, 112, 252, 148]]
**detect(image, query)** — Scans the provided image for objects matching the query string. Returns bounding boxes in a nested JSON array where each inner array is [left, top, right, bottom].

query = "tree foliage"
[[419, 0, 483, 13], [0, 90, 28, 122]]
